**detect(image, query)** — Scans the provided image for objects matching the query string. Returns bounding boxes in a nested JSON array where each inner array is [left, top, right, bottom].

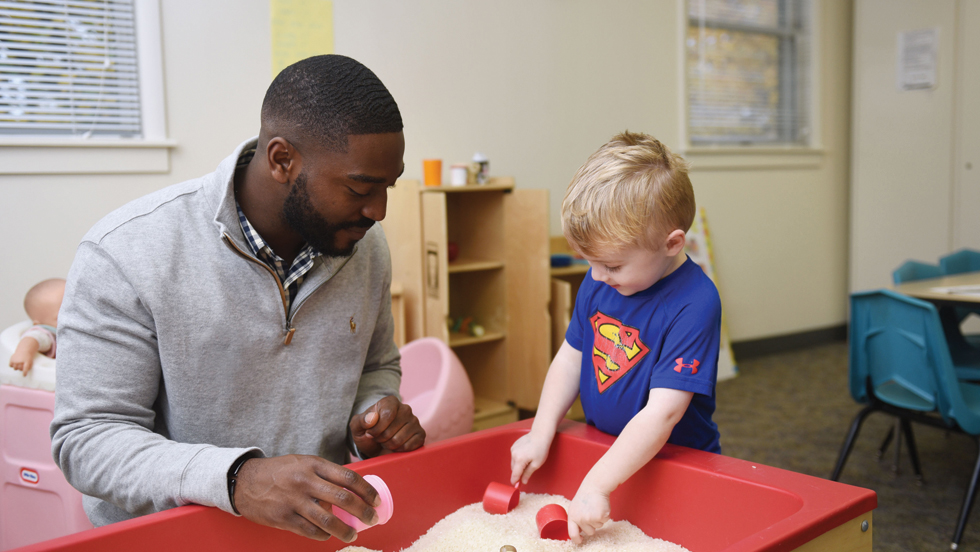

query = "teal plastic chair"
[[832, 290, 980, 549], [834, 289, 930, 482], [892, 259, 980, 377], [940, 249, 980, 276], [892, 259, 943, 285], [884, 261, 976, 462], [939, 249, 980, 353]]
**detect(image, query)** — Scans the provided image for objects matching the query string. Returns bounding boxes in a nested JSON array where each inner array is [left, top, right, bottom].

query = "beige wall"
[[0, 0, 272, 330], [850, 0, 956, 292], [850, 0, 980, 292], [952, 1, 980, 251], [0, 0, 854, 343], [335, 0, 854, 341]]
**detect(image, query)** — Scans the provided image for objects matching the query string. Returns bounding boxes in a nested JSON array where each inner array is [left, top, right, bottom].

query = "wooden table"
[[893, 272, 980, 305], [894, 272, 980, 363]]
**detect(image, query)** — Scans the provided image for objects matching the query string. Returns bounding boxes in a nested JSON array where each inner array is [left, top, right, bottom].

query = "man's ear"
[[266, 137, 301, 184], [664, 229, 687, 256]]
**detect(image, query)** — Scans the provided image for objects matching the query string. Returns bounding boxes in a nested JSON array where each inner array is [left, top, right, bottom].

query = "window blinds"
[[0, 0, 140, 137], [686, 0, 810, 145]]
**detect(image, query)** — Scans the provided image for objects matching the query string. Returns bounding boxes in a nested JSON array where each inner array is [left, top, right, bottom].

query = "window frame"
[[678, 0, 822, 170], [0, 0, 173, 175]]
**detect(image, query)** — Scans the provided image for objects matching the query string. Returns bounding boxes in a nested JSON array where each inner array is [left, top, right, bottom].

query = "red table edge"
[[10, 419, 877, 552]]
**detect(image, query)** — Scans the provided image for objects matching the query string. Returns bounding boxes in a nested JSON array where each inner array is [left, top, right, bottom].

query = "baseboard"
[[731, 324, 847, 361]]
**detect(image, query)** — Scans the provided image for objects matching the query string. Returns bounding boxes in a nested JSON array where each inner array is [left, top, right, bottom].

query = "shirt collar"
[[235, 201, 321, 264]]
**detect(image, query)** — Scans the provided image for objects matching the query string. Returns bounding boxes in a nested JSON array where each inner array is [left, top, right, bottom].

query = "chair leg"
[[899, 417, 924, 483], [893, 417, 903, 475], [952, 440, 980, 550], [877, 426, 894, 460], [940, 305, 975, 352], [832, 405, 877, 481]]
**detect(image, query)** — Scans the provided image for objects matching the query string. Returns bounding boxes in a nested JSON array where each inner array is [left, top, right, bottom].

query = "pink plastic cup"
[[482, 481, 520, 514], [331, 474, 393, 532], [536, 503, 570, 540]]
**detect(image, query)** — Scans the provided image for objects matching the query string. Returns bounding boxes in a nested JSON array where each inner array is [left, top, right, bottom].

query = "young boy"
[[510, 131, 721, 543]]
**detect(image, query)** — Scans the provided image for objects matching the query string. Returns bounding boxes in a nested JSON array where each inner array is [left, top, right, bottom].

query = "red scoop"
[[536, 503, 570, 540], [482, 482, 520, 514]]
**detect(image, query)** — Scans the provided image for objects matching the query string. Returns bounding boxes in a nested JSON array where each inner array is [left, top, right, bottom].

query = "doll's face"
[[26, 281, 65, 327]]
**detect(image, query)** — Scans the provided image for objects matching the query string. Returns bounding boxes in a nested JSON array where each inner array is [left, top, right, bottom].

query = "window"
[[685, 0, 811, 146], [0, 0, 169, 175], [0, 0, 146, 137]]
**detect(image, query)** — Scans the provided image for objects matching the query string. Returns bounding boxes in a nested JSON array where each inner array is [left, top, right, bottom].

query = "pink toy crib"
[[398, 338, 474, 444], [1, 323, 92, 551]]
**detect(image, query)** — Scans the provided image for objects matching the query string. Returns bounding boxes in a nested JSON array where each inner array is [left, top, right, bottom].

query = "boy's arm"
[[568, 387, 693, 544], [9, 336, 41, 373], [510, 340, 582, 485]]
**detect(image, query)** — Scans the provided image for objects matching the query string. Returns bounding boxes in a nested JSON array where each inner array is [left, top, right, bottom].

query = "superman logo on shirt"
[[590, 311, 650, 393]]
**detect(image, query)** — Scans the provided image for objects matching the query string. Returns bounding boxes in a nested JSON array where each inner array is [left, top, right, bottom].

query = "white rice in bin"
[[339, 492, 690, 552]]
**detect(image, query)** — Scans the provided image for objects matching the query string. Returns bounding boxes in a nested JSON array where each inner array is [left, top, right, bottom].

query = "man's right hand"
[[233, 455, 380, 543]]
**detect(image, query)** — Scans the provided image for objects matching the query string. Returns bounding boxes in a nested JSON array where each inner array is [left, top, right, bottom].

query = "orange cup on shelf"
[[423, 159, 442, 187]]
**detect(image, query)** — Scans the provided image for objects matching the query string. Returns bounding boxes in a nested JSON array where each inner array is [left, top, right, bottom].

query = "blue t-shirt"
[[565, 256, 722, 453]]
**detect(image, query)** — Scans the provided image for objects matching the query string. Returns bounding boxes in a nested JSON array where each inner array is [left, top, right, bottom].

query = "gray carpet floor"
[[716, 341, 980, 552]]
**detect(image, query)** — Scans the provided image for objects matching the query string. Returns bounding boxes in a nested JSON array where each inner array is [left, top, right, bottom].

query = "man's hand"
[[9, 337, 39, 374], [349, 395, 425, 458], [233, 455, 379, 543], [567, 482, 611, 544]]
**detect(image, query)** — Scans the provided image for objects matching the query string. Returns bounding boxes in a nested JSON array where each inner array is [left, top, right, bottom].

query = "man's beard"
[[281, 172, 375, 258]]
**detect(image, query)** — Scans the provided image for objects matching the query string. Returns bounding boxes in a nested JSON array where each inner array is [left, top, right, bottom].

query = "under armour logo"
[[674, 357, 700, 375]]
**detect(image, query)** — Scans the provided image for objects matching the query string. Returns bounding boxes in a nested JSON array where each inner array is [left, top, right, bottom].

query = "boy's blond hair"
[[561, 131, 695, 257]]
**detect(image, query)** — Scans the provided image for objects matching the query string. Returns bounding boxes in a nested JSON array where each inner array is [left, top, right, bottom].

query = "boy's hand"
[[567, 482, 611, 544], [349, 395, 425, 458], [510, 431, 552, 485]]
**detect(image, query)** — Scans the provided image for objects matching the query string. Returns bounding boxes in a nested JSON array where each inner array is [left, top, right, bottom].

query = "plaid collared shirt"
[[236, 201, 320, 314]]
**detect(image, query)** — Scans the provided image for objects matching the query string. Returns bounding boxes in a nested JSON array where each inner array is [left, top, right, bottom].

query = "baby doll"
[[9, 278, 66, 375]]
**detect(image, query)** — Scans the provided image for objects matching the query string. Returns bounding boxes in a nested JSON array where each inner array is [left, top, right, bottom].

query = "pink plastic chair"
[[398, 338, 474, 444], [1, 385, 93, 550]]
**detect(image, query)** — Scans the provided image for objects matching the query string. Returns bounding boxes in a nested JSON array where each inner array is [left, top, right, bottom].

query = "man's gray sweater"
[[50, 138, 401, 526]]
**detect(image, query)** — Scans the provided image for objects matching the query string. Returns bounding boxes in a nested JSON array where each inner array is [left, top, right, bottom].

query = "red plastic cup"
[[536, 503, 570, 540], [332, 474, 394, 532], [482, 481, 520, 514]]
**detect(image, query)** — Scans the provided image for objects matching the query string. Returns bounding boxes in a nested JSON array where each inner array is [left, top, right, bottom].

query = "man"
[[51, 55, 424, 544]]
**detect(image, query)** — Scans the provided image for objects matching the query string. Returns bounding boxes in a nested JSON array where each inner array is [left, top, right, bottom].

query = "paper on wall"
[[897, 28, 938, 91], [271, 0, 334, 78]]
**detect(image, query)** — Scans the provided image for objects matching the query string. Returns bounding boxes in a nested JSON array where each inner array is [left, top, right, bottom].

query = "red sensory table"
[[11, 420, 876, 552]]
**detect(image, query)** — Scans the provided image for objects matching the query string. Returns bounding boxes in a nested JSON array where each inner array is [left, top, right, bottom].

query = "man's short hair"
[[262, 54, 403, 152], [561, 131, 695, 257]]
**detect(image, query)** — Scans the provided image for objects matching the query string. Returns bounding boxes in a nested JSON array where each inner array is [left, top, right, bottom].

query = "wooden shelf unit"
[[383, 179, 551, 426], [448, 331, 506, 347], [472, 396, 519, 431], [549, 236, 589, 359], [448, 259, 505, 273], [419, 183, 514, 193], [549, 264, 589, 277]]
